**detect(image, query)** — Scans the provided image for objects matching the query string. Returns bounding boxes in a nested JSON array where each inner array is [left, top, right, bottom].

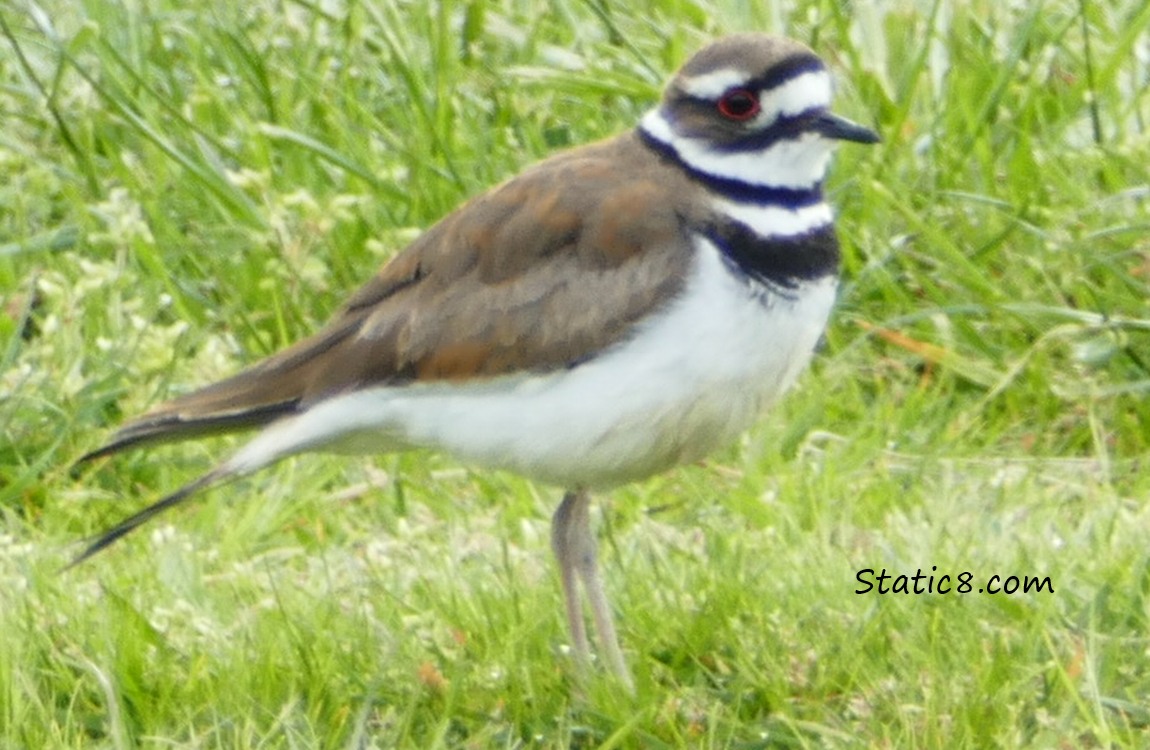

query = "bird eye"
[[717, 89, 760, 121]]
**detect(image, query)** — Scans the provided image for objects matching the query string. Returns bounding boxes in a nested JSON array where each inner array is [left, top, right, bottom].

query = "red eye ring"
[[717, 89, 761, 121]]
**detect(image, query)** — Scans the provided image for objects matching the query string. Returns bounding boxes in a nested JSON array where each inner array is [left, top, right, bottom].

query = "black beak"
[[814, 112, 880, 144]]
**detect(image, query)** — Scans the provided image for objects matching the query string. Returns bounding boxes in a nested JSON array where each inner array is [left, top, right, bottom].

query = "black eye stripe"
[[707, 108, 830, 153]]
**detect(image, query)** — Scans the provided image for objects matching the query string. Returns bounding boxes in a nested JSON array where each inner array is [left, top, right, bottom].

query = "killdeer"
[[75, 33, 877, 689]]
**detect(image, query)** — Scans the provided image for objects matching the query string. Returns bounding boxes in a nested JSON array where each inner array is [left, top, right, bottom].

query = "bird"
[[73, 33, 878, 690]]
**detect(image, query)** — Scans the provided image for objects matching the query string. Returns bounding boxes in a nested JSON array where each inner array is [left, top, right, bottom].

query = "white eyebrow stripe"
[[678, 68, 752, 99]]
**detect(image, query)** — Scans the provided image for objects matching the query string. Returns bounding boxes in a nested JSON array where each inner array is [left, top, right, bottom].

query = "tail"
[[72, 308, 374, 565], [76, 315, 368, 463], [66, 467, 231, 569], [78, 400, 298, 463], [71, 359, 310, 567], [68, 373, 299, 567], [70, 381, 355, 566]]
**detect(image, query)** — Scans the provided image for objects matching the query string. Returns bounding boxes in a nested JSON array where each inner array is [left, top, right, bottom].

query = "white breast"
[[226, 238, 837, 490]]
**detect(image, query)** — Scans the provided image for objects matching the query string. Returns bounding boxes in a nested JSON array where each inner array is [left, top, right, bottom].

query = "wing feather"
[[83, 133, 694, 459]]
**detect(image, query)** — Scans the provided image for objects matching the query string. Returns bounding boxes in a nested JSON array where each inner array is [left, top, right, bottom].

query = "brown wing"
[[83, 132, 694, 459]]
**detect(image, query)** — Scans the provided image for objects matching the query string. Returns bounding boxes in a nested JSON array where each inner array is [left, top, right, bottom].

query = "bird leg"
[[551, 489, 634, 690], [552, 490, 591, 667]]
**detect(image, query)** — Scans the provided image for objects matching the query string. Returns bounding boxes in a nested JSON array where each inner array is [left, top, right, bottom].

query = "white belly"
[[229, 238, 837, 490]]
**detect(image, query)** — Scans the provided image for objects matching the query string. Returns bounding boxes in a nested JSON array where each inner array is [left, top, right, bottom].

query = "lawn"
[[3, 0, 1150, 747]]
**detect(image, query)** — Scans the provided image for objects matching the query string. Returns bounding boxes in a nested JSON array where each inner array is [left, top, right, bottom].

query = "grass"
[[3, 0, 1150, 746]]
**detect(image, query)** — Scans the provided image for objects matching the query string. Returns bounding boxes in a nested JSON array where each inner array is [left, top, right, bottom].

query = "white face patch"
[[752, 70, 833, 129], [640, 110, 837, 189]]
